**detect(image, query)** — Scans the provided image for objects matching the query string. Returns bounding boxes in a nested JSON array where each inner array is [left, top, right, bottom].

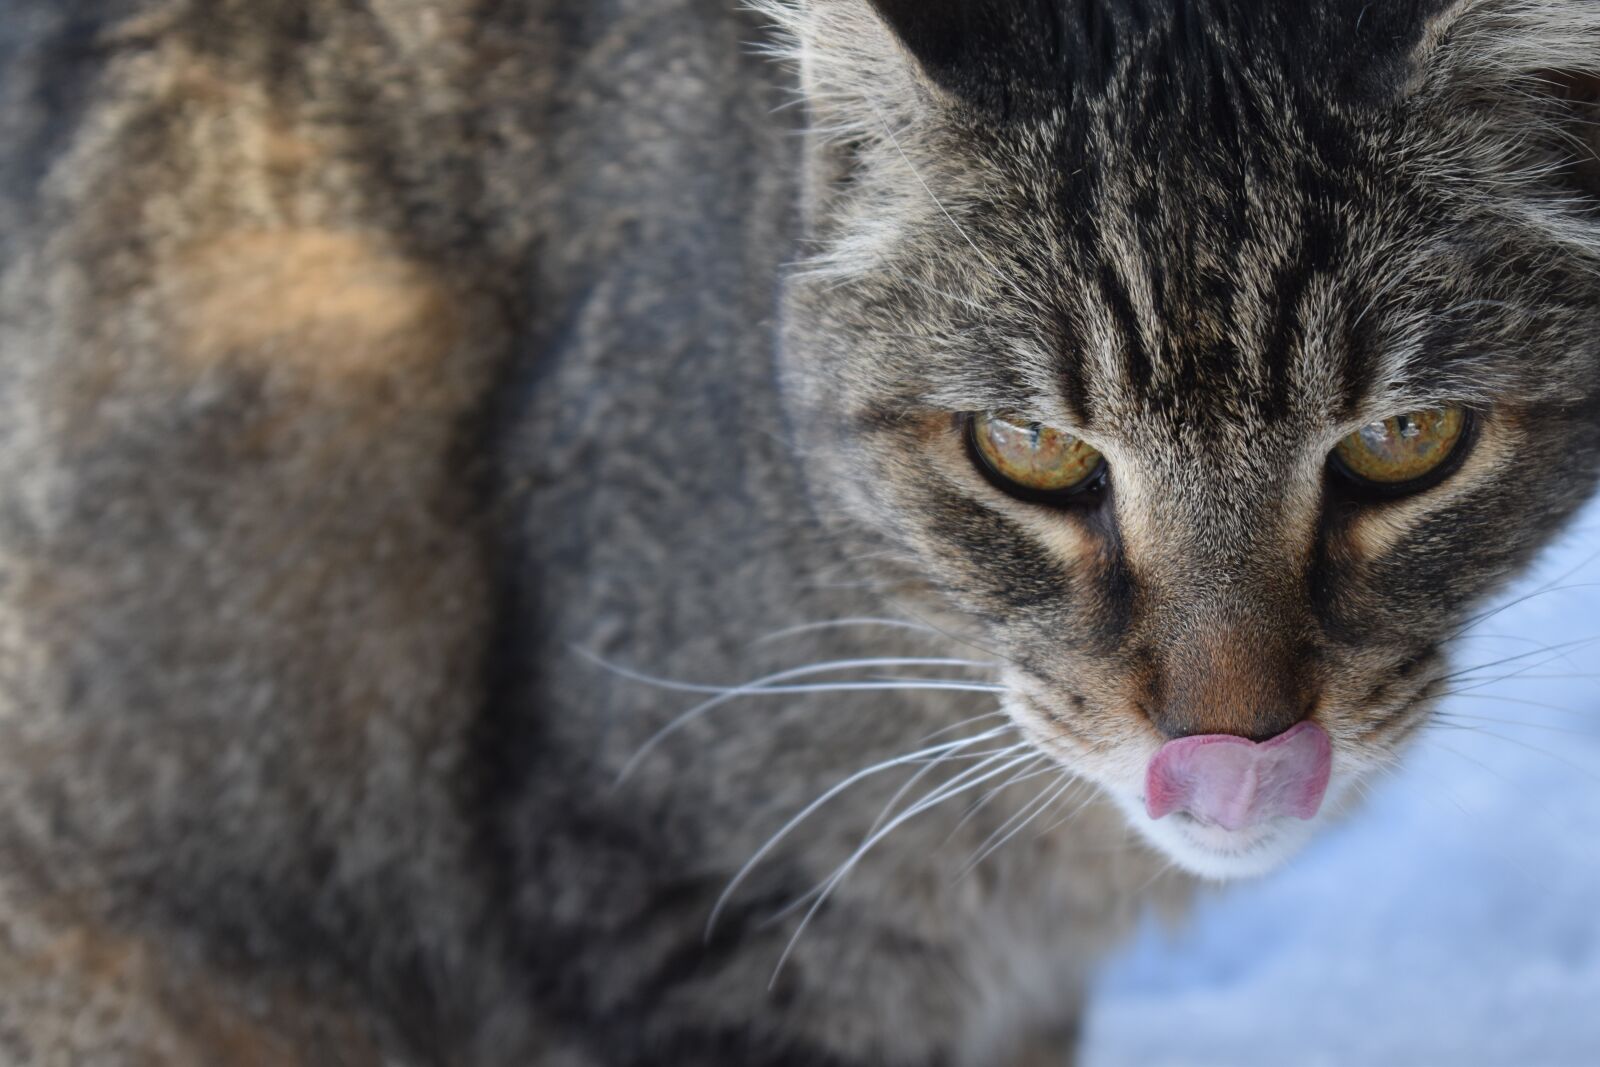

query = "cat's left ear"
[[1409, 0, 1600, 248]]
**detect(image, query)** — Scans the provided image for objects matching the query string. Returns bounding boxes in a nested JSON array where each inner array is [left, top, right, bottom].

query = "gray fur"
[[0, 0, 1596, 1063]]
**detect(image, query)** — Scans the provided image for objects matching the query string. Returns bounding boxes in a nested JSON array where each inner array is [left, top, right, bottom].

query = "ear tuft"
[[748, 0, 925, 141]]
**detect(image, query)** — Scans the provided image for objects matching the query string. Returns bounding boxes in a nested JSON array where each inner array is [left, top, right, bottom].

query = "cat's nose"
[[1145, 619, 1314, 742], [1143, 721, 1332, 831]]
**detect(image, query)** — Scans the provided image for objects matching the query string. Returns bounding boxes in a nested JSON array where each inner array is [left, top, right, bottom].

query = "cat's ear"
[[753, 0, 1064, 130], [1410, 0, 1600, 249], [857, 0, 1066, 113]]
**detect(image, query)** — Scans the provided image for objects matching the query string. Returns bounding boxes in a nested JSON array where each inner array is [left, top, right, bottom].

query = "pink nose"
[[1144, 721, 1332, 832]]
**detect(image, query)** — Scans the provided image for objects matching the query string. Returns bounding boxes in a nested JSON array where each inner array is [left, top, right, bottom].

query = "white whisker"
[[1435, 633, 1600, 690], [1446, 692, 1600, 720], [915, 710, 1012, 745], [957, 772, 1076, 879], [1032, 777, 1105, 839], [1433, 723, 1600, 784], [758, 748, 1036, 927], [1451, 581, 1600, 641], [1437, 710, 1600, 738], [764, 747, 1041, 931], [943, 757, 1055, 844], [707, 728, 1019, 938], [614, 679, 1008, 779], [752, 617, 941, 645], [574, 648, 1006, 781], [1425, 733, 1572, 829], [768, 751, 1038, 986]]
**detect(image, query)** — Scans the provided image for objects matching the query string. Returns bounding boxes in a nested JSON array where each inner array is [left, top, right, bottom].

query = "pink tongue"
[[1145, 721, 1332, 832]]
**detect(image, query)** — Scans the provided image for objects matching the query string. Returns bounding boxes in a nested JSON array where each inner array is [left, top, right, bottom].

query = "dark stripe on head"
[[1338, 287, 1379, 420], [1098, 261, 1152, 397], [1085, 487, 1136, 651], [1262, 262, 1308, 419], [1055, 305, 1097, 427], [1263, 207, 1341, 417], [925, 485, 1075, 612]]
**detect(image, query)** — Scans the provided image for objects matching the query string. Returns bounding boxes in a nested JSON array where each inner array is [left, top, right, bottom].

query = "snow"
[[1083, 504, 1600, 1067]]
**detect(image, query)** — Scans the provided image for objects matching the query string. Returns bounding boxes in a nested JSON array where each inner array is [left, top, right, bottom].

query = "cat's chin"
[[1112, 792, 1325, 880]]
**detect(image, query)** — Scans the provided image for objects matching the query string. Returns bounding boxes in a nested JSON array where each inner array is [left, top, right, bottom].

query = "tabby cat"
[[1, 0, 1597, 1063]]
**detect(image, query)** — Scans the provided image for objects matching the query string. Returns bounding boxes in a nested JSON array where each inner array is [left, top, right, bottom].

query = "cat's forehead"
[[955, 123, 1401, 445], [831, 0, 1564, 443], [1052, 127, 1381, 438], [958, 28, 1453, 442]]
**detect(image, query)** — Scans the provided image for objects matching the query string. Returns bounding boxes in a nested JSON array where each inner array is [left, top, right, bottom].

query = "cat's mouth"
[[1144, 722, 1332, 829], [1119, 725, 1337, 879], [1009, 695, 1346, 880]]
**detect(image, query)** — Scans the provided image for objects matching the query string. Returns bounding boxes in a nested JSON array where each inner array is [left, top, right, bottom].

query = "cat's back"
[[0, 0, 799, 1062]]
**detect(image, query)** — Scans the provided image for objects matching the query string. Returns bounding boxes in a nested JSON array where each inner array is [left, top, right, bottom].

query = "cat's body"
[[0, 2, 1167, 1062], [3, 1, 1599, 1064]]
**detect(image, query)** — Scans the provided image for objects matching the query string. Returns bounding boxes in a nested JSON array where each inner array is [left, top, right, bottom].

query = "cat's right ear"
[[858, 0, 1068, 116], [753, 0, 1065, 136], [1406, 0, 1600, 252]]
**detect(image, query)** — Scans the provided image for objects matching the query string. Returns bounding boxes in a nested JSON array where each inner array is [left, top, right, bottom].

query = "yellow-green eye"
[[968, 412, 1105, 500], [1332, 407, 1470, 490]]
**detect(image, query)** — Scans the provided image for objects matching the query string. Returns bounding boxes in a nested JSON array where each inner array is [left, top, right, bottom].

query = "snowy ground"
[[1083, 502, 1600, 1067]]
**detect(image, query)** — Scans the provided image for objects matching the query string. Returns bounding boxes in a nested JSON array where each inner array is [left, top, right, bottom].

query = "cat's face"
[[772, 0, 1600, 877]]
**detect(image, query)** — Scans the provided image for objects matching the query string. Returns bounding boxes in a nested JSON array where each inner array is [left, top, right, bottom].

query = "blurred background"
[[1083, 499, 1600, 1066]]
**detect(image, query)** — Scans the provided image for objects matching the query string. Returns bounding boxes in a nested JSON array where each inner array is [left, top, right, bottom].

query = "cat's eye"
[[967, 412, 1106, 503], [1330, 407, 1471, 494]]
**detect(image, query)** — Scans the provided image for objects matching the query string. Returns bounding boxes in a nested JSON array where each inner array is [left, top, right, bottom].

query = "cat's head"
[[765, 0, 1600, 878]]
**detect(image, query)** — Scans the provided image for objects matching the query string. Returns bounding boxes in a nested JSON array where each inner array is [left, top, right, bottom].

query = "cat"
[[1, 0, 1598, 1063]]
